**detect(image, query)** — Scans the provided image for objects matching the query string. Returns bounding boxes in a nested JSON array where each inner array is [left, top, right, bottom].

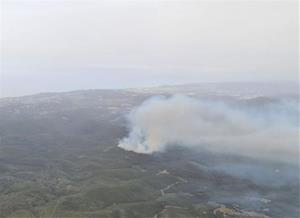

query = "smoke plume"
[[118, 95, 299, 163]]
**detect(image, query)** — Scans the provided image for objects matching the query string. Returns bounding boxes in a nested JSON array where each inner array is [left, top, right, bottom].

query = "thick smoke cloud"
[[118, 95, 299, 163]]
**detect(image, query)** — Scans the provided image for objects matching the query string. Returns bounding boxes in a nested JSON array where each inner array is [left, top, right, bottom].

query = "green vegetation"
[[0, 90, 298, 218]]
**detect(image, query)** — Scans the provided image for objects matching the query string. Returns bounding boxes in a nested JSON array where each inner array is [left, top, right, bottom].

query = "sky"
[[0, 0, 298, 97]]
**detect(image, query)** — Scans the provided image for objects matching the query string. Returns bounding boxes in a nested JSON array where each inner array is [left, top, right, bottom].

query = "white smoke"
[[118, 95, 299, 163]]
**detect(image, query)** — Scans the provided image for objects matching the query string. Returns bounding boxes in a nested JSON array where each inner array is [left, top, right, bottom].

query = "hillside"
[[0, 83, 298, 218]]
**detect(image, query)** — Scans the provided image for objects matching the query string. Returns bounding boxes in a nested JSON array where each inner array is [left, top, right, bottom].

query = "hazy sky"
[[1, 0, 298, 97]]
